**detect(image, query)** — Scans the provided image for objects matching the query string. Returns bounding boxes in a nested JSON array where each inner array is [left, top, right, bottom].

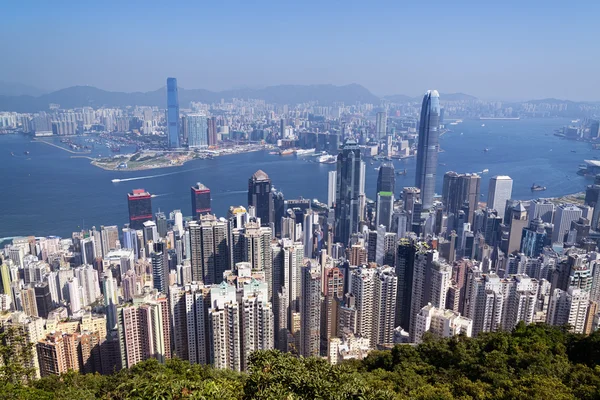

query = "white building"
[[328, 332, 371, 365], [547, 286, 589, 333], [487, 176, 513, 220], [413, 304, 473, 343], [552, 204, 583, 244]]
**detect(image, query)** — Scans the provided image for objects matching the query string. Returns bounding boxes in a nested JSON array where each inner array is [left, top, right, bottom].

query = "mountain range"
[[0, 83, 489, 112]]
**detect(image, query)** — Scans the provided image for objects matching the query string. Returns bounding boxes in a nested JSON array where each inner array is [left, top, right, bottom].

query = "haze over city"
[[1, 0, 599, 101]]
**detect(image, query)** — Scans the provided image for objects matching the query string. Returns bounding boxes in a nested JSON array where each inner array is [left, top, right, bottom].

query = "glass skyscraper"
[[334, 139, 363, 244], [415, 90, 440, 211], [167, 77, 180, 148], [186, 114, 208, 147]]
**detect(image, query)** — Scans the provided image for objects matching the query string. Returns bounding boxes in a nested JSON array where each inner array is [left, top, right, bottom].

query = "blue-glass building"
[[186, 114, 208, 147], [415, 90, 440, 211], [167, 77, 180, 148], [520, 218, 547, 257]]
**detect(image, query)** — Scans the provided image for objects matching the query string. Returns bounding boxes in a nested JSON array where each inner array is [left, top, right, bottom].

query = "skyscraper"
[[207, 117, 218, 147], [334, 140, 363, 244], [248, 170, 274, 227], [191, 182, 211, 218], [376, 111, 387, 141], [327, 170, 337, 208], [552, 204, 583, 244], [376, 163, 395, 231], [127, 189, 153, 230], [487, 176, 513, 220], [442, 171, 481, 226], [186, 114, 208, 148], [167, 77, 180, 148], [415, 90, 441, 211], [188, 216, 230, 285], [300, 262, 321, 357]]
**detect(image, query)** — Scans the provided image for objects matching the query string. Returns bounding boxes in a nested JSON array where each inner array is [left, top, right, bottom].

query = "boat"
[[295, 148, 315, 156], [484, 148, 489, 152], [279, 149, 294, 156], [111, 179, 121, 183], [10, 152, 15, 156], [318, 154, 336, 164], [481, 124, 485, 127], [24, 151, 30, 155], [439, 163, 446, 166], [397, 169, 407, 176], [482, 169, 489, 173], [571, 150, 577, 153], [449, 122, 459, 126], [531, 183, 547, 191]]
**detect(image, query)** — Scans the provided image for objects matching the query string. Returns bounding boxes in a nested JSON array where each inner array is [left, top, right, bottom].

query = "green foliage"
[[2, 324, 600, 399]]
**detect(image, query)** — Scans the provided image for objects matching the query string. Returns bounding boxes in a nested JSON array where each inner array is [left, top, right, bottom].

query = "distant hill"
[[0, 81, 47, 97], [384, 92, 479, 103], [0, 83, 380, 112], [383, 94, 417, 103]]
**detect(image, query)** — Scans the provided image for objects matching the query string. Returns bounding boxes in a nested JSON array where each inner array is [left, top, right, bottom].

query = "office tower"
[[415, 90, 440, 210], [186, 114, 208, 147], [241, 280, 274, 370], [280, 118, 285, 139], [553, 204, 583, 244], [102, 269, 118, 331], [100, 225, 119, 256], [303, 211, 316, 258], [167, 77, 180, 148], [209, 282, 241, 371], [248, 170, 274, 227], [376, 163, 395, 231], [21, 286, 38, 317], [395, 239, 415, 330], [487, 176, 513, 219], [413, 305, 473, 344], [409, 246, 440, 339], [504, 202, 528, 255], [442, 171, 481, 226], [151, 244, 167, 293], [34, 283, 52, 319], [334, 140, 362, 244], [529, 199, 555, 224], [127, 189, 152, 230], [191, 182, 211, 218], [376, 111, 387, 140], [143, 220, 158, 246], [300, 262, 321, 357], [272, 189, 285, 237], [547, 287, 589, 333], [189, 216, 230, 285], [520, 218, 547, 257], [327, 170, 337, 208], [207, 117, 217, 146], [154, 212, 167, 238]]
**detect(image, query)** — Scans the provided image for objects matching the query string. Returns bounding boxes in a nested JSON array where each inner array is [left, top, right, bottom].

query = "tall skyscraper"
[[191, 182, 211, 218], [248, 170, 274, 227], [487, 176, 513, 219], [376, 111, 387, 140], [376, 163, 395, 231], [188, 216, 230, 285], [186, 114, 208, 147], [207, 117, 218, 147], [241, 280, 274, 370], [552, 204, 583, 244], [334, 140, 363, 244], [127, 189, 153, 230], [415, 90, 441, 211], [327, 170, 337, 208], [167, 77, 180, 148]]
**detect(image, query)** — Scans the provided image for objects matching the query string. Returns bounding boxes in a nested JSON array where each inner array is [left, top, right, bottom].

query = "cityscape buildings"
[[415, 90, 441, 211], [166, 77, 180, 148]]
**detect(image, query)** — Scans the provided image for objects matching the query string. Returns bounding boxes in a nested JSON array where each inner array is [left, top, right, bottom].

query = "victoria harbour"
[[0, 117, 590, 239]]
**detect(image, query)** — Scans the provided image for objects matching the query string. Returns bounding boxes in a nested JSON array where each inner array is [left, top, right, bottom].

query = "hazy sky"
[[1, 0, 598, 100]]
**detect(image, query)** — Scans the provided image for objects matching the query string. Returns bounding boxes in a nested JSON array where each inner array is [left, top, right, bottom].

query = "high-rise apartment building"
[[186, 114, 208, 147], [413, 304, 473, 343], [188, 216, 230, 285], [300, 262, 321, 357]]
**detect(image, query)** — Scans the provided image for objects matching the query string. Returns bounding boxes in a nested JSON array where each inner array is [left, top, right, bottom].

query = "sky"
[[1, 0, 599, 101]]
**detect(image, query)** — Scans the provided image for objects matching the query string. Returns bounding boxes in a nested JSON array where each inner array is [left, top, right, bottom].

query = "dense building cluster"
[[3, 90, 600, 381]]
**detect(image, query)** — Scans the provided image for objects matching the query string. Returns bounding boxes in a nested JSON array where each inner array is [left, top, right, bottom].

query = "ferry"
[[397, 169, 407, 176], [481, 169, 489, 174], [318, 154, 336, 164], [531, 183, 547, 191], [484, 148, 489, 152], [24, 151, 30, 155], [481, 124, 486, 127], [295, 148, 315, 156], [279, 149, 294, 156], [111, 179, 121, 183]]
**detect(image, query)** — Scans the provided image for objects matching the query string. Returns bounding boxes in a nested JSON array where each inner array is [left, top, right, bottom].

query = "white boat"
[[481, 124, 485, 127], [318, 154, 336, 164], [111, 178, 121, 183], [481, 169, 489, 174], [295, 148, 316, 155]]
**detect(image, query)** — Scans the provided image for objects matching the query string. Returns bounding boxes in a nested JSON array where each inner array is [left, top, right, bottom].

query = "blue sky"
[[1, 0, 598, 100]]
